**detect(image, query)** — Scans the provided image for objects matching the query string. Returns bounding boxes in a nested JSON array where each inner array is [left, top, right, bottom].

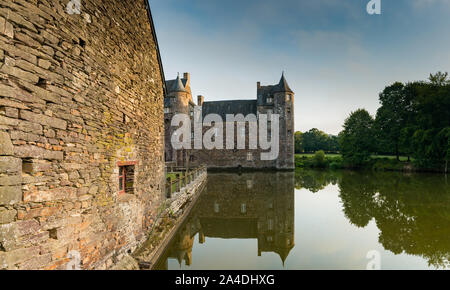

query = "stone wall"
[[0, 0, 165, 269]]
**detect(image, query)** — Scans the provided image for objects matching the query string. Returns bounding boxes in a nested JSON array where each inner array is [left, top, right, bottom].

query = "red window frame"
[[117, 161, 138, 196], [118, 166, 126, 195]]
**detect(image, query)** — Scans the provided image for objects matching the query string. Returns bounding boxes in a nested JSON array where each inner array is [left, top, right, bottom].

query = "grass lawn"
[[295, 153, 410, 161], [296, 153, 341, 158], [166, 172, 184, 193]]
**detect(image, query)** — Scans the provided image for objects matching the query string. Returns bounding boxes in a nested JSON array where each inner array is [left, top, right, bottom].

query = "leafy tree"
[[375, 82, 406, 159], [297, 128, 339, 153], [340, 109, 375, 167], [429, 71, 450, 86], [294, 131, 303, 153], [409, 77, 450, 169]]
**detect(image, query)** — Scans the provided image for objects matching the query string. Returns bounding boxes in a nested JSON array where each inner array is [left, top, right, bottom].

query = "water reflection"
[[296, 169, 450, 268], [154, 172, 295, 269], [155, 170, 450, 270]]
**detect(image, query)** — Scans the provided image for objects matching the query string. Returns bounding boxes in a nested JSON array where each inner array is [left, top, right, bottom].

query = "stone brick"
[[0, 16, 5, 34], [0, 175, 21, 186], [0, 156, 21, 174], [0, 115, 19, 126], [5, 107, 18, 118], [0, 219, 40, 251], [23, 187, 76, 202], [4, 246, 40, 267], [4, 21, 13, 38], [0, 132, 14, 155], [0, 42, 37, 64], [0, 186, 22, 205], [38, 58, 51, 69], [14, 145, 63, 160], [0, 208, 16, 224], [18, 253, 52, 270], [0, 64, 39, 83], [20, 110, 67, 130], [0, 98, 29, 110]]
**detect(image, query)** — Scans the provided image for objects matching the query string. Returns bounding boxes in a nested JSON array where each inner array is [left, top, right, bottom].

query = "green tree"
[[410, 76, 450, 169], [374, 82, 416, 160], [429, 71, 450, 86], [340, 109, 375, 167], [294, 131, 303, 153], [301, 128, 337, 153]]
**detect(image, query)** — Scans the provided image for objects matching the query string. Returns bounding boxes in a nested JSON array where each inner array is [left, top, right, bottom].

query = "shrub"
[[313, 151, 327, 168]]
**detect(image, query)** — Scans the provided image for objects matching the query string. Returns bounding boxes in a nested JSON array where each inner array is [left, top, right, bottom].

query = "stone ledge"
[[114, 172, 207, 270]]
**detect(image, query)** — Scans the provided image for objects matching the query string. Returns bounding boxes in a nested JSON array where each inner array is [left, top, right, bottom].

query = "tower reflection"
[[154, 172, 295, 269]]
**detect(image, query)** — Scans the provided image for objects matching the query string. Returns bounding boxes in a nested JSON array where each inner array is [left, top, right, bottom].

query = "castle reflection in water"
[[154, 172, 295, 269]]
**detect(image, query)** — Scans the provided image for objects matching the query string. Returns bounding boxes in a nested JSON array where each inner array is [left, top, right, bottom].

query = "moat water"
[[154, 170, 450, 270]]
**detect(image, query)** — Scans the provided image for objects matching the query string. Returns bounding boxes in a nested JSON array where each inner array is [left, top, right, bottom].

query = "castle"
[[164, 73, 295, 170]]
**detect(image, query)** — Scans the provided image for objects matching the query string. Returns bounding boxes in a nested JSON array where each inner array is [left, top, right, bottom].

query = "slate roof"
[[201, 100, 257, 119], [257, 73, 293, 105], [166, 74, 186, 93], [164, 97, 171, 108], [274, 73, 293, 93]]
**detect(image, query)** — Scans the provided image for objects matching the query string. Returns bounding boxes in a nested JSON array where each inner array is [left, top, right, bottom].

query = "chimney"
[[183, 72, 190, 84], [257, 82, 261, 89], [197, 95, 204, 106]]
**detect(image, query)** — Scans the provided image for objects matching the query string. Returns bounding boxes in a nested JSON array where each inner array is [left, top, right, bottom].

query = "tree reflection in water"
[[155, 170, 449, 269], [297, 169, 450, 269]]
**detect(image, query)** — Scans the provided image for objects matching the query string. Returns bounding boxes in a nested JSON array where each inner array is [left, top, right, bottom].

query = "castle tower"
[[164, 73, 194, 166], [170, 73, 190, 115], [273, 73, 295, 169]]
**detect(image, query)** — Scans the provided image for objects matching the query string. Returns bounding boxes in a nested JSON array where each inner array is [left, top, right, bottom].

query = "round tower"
[[273, 73, 295, 170], [169, 73, 190, 115]]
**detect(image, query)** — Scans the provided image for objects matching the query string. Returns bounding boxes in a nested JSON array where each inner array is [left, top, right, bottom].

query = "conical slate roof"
[[274, 72, 293, 93], [171, 74, 186, 93]]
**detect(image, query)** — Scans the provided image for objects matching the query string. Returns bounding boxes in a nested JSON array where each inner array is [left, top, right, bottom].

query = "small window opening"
[[119, 165, 135, 195], [241, 203, 247, 214]]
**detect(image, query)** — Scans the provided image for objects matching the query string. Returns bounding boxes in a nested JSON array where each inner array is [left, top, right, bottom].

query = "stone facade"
[[164, 73, 295, 170], [0, 0, 165, 269], [164, 72, 195, 167]]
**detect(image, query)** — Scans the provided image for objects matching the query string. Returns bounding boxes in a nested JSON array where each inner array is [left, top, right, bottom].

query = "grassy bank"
[[295, 152, 419, 172]]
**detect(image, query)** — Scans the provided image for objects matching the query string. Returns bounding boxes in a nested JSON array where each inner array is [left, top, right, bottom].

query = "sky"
[[150, 0, 450, 135]]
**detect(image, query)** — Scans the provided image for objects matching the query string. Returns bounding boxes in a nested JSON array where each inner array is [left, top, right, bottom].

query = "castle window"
[[214, 202, 220, 213], [164, 107, 170, 114], [247, 152, 253, 161], [117, 162, 136, 195], [267, 97, 273, 104], [286, 95, 291, 102], [268, 219, 274, 230], [241, 203, 247, 214]]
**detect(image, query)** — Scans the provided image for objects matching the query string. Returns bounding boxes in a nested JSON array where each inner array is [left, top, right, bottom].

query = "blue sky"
[[150, 0, 450, 134]]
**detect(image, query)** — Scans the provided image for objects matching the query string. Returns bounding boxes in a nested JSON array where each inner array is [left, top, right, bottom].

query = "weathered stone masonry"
[[0, 0, 165, 269]]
